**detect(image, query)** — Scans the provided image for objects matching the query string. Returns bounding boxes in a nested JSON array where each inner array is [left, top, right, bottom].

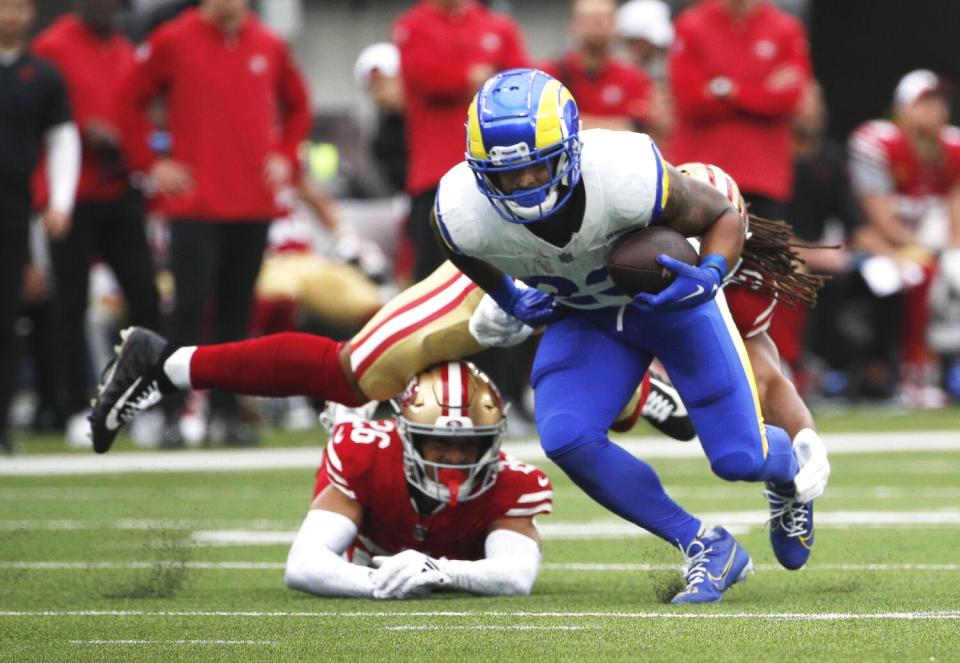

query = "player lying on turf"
[[284, 360, 551, 599], [432, 68, 830, 603]]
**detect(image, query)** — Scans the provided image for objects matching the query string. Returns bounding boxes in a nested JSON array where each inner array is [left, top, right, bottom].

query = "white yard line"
[[2, 430, 959, 476], [384, 625, 601, 631], [2, 561, 958, 572], [70, 639, 274, 645], [3, 510, 960, 539], [4, 484, 960, 502], [3, 609, 959, 621]]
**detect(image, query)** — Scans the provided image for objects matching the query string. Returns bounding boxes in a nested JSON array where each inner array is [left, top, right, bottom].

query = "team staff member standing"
[[540, 0, 653, 133], [392, 0, 528, 281], [668, 0, 811, 220], [119, 0, 310, 446], [33, 0, 161, 447], [0, 0, 80, 454]]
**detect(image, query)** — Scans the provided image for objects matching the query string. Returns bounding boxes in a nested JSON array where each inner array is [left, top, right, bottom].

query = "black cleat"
[[89, 327, 170, 454], [641, 372, 696, 442]]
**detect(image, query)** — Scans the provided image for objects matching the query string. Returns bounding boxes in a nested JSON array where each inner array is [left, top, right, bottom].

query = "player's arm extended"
[[659, 163, 745, 273], [436, 518, 542, 596], [371, 518, 543, 598], [431, 209, 561, 327], [284, 485, 375, 598]]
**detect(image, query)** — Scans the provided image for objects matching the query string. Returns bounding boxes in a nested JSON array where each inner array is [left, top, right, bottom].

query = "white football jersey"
[[436, 129, 669, 310]]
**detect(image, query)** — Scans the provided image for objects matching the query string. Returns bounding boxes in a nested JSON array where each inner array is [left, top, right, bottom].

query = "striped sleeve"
[[847, 122, 894, 195], [315, 423, 385, 503], [496, 456, 554, 519]]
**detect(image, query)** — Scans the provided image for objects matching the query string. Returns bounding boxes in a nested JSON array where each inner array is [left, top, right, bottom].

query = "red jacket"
[[667, 0, 810, 201], [540, 52, 652, 124], [118, 9, 310, 221], [393, 1, 528, 196], [32, 15, 134, 203]]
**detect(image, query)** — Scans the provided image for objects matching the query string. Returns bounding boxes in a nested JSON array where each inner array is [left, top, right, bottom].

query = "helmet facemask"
[[394, 362, 508, 507], [465, 68, 583, 224], [469, 134, 582, 224]]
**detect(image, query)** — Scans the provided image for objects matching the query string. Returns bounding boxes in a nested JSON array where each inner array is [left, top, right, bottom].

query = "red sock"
[[190, 333, 363, 406]]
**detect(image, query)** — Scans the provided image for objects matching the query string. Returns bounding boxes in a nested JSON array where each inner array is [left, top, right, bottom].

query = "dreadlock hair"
[[738, 212, 829, 310]]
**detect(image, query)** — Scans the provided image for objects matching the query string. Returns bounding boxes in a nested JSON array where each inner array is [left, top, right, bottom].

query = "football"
[[607, 226, 699, 295]]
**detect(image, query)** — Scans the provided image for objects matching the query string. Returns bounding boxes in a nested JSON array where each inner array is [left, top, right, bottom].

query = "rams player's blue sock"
[[756, 424, 799, 486], [548, 436, 703, 548]]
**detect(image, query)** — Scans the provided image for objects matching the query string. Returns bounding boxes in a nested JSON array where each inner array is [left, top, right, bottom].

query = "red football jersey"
[[313, 420, 552, 561], [848, 119, 960, 230], [724, 271, 778, 340]]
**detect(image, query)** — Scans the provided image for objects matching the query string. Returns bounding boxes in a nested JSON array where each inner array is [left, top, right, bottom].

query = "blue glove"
[[634, 254, 727, 311], [490, 275, 564, 327]]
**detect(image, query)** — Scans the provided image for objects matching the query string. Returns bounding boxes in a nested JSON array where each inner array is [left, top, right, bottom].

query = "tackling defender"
[[433, 68, 830, 603], [88, 274, 692, 455], [285, 360, 550, 599]]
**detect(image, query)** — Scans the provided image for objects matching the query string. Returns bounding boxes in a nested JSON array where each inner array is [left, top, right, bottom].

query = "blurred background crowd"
[[3, 0, 960, 454]]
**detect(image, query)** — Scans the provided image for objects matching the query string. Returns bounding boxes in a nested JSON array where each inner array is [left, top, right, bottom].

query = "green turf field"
[[2, 417, 960, 661]]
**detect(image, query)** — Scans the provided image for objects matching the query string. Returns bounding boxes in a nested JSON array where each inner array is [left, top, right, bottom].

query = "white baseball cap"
[[354, 42, 400, 87], [616, 0, 674, 48], [894, 69, 943, 108]]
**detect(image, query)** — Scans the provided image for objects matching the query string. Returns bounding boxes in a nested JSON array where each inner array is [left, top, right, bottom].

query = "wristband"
[[700, 254, 728, 280]]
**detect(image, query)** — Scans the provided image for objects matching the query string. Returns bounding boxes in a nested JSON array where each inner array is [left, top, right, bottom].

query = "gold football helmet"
[[676, 162, 749, 224], [394, 361, 507, 506]]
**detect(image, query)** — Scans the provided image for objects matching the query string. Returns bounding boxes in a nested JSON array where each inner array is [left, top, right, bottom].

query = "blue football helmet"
[[465, 68, 582, 223]]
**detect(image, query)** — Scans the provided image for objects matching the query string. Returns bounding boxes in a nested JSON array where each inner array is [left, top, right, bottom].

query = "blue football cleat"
[[671, 526, 753, 604], [765, 482, 815, 570]]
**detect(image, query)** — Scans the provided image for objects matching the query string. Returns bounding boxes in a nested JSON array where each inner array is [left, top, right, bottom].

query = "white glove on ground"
[[371, 549, 449, 599]]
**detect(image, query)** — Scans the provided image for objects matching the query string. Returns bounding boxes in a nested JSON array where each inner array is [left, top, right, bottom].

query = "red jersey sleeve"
[[274, 42, 311, 166], [847, 120, 896, 195], [314, 420, 397, 503], [116, 32, 175, 172], [668, 19, 737, 123], [727, 19, 810, 118], [491, 454, 553, 520], [392, 17, 471, 103]]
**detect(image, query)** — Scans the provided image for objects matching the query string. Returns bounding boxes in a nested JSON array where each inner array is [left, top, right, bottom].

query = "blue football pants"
[[533, 295, 798, 548]]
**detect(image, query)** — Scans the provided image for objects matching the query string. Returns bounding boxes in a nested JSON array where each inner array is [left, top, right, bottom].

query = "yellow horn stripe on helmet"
[[466, 94, 488, 159], [535, 79, 574, 150]]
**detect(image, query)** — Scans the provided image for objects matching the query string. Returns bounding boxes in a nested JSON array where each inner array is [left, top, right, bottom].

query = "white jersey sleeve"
[[436, 129, 669, 310]]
